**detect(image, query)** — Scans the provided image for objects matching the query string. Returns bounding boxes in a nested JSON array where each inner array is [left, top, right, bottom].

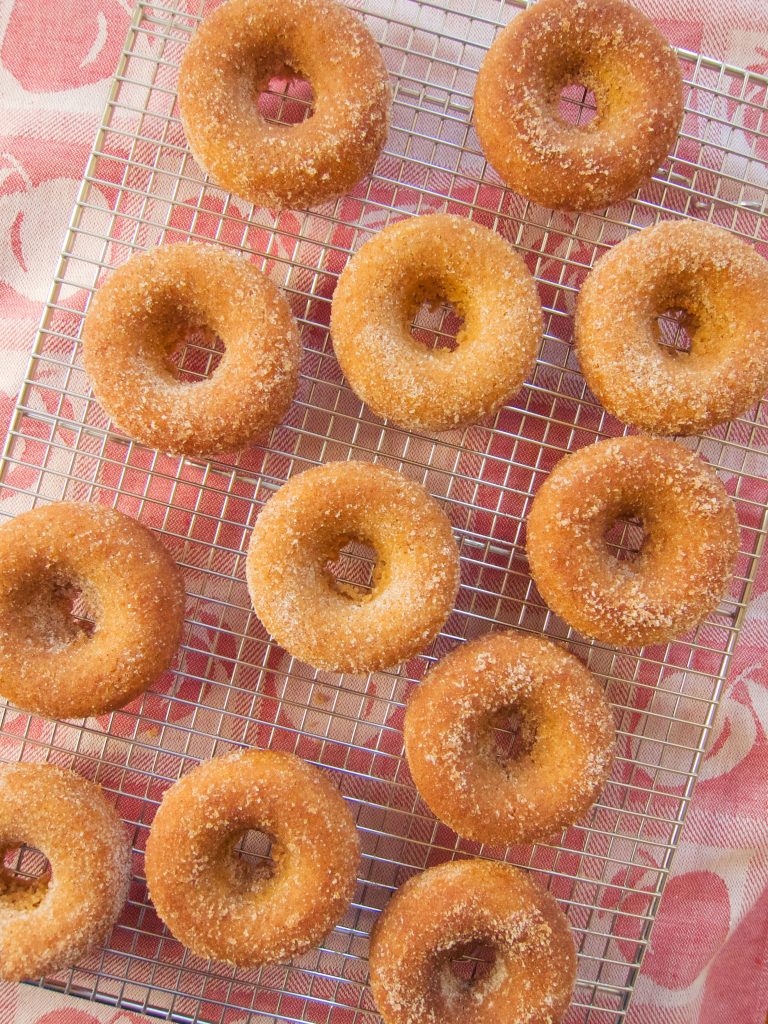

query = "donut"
[[0, 762, 131, 982], [474, 0, 684, 211], [145, 748, 359, 965], [576, 220, 768, 434], [246, 461, 460, 673], [330, 214, 542, 432], [404, 631, 615, 846], [178, 0, 391, 209], [369, 859, 576, 1024], [0, 502, 185, 719], [82, 244, 300, 458], [526, 436, 739, 647]]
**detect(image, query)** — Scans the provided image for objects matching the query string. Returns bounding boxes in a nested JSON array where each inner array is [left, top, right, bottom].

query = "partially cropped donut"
[[576, 220, 768, 434], [82, 244, 300, 458], [0, 502, 185, 719], [178, 0, 391, 208], [0, 762, 131, 981], [474, 0, 684, 211], [369, 860, 576, 1024], [145, 749, 359, 966], [404, 631, 615, 845], [331, 214, 542, 431], [526, 436, 739, 646], [246, 462, 459, 673]]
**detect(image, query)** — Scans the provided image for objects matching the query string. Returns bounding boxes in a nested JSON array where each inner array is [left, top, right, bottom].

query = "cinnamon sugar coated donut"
[[246, 462, 459, 673], [0, 502, 185, 719], [369, 860, 576, 1024], [576, 220, 768, 434], [526, 437, 739, 647], [145, 749, 359, 966], [404, 631, 615, 845], [82, 244, 300, 457], [474, 0, 684, 211], [0, 763, 131, 981], [330, 215, 542, 431], [178, 0, 391, 209]]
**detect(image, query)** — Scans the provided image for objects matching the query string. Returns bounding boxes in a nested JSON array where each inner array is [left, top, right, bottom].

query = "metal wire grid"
[[0, 0, 767, 1021]]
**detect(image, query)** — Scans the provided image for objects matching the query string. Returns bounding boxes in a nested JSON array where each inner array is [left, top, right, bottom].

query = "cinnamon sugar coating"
[[369, 860, 576, 1024], [0, 763, 131, 981], [144, 749, 360, 966], [474, 0, 684, 211], [526, 436, 739, 647], [178, 0, 391, 209], [576, 220, 768, 434], [330, 215, 542, 432], [0, 502, 185, 719], [82, 244, 300, 458], [404, 631, 615, 846], [246, 461, 460, 673]]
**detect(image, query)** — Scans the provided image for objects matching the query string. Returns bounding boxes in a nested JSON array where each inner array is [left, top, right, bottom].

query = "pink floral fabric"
[[0, 1, 766, 1023]]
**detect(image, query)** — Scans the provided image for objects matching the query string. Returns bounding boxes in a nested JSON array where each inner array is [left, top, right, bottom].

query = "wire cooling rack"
[[1, 0, 767, 1022]]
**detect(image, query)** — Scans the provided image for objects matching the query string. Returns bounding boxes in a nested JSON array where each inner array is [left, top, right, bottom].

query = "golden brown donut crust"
[[0, 502, 185, 719], [330, 214, 542, 432], [474, 0, 684, 211], [404, 631, 615, 846], [178, 0, 391, 209], [82, 244, 300, 458], [526, 436, 739, 647], [576, 220, 768, 434], [0, 763, 131, 982], [144, 749, 360, 966], [369, 860, 576, 1024], [246, 461, 460, 673]]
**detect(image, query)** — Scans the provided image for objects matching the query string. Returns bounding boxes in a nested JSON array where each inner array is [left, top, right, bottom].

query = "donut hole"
[[229, 829, 275, 888], [325, 537, 379, 600], [409, 283, 464, 352], [655, 308, 696, 356], [0, 844, 52, 906], [445, 939, 497, 988], [257, 68, 315, 127], [167, 324, 225, 384], [482, 706, 538, 767], [603, 515, 648, 566], [557, 82, 598, 127], [13, 574, 98, 650]]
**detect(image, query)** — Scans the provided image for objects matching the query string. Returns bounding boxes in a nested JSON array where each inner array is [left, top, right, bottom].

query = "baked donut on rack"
[[576, 220, 768, 434], [474, 0, 684, 211], [404, 631, 615, 845], [331, 214, 542, 432], [526, 436, 739, 647], [178, 0, 391, 209], [369, 859, 576, 1024], [145, 748, 360, 966], [0, 501, 185, 719], [246, 461, 459, 673], [0, 762, 131, 982], [82, 243, 300, 458]]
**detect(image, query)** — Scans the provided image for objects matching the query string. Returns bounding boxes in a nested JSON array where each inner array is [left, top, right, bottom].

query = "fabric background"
[[0, 1, 766, 1022]]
